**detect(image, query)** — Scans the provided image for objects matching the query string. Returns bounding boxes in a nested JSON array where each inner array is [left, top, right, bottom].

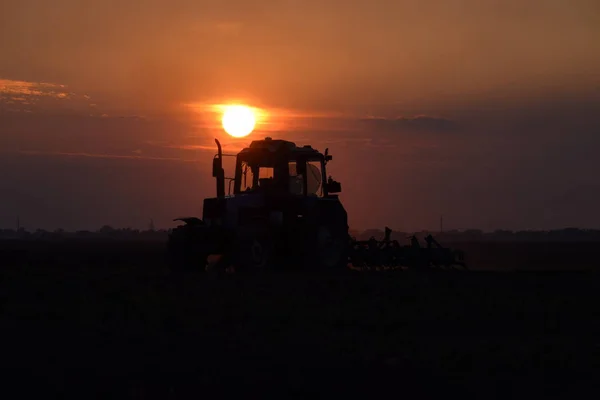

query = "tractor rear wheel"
[[233, 225, 277, 273]]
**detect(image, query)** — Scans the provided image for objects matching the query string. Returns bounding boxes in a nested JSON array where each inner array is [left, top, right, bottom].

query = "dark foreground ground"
[[1, 240, 599, 398]]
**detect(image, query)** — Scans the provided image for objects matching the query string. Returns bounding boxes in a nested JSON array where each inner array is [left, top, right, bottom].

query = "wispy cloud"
[[165, 144, 227, 151], [214, 21, 243, 35], [13, 150, 193, 162], [359, 115, 460, 133], [0, 79, 66, 97], [159, 106, 462, 156], [187, 20, 244, 36], [183, 102, 461, 138], [0, 78, 98, 114], [183, 101, 352, 133]]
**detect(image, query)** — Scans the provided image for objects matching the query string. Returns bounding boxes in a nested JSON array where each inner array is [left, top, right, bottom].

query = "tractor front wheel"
[[307, 223, 349, 271], [167, 225, 208, 272]]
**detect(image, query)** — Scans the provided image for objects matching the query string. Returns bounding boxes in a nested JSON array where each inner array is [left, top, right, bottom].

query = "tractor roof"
[[239, 137, 322, 156]]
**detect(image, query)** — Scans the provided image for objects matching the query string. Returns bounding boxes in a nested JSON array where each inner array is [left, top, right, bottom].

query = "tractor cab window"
[[240, 161, 255, 191], [258, 167, 274, 189], [240, 161, 277, 192], [306, 160, 323, 197], [237, 156, 323, 195]]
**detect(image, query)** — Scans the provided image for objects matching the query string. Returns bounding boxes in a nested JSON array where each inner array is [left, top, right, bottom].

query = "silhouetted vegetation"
[[0, 225, 169, 241], [351, 227, 600, 243]]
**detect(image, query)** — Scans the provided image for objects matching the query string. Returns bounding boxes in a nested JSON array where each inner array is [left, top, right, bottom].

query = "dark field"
[[1, 240, 599, 398]]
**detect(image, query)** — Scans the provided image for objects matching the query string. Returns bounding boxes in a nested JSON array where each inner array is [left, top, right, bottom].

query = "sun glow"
[[221, 105, 257, 137]]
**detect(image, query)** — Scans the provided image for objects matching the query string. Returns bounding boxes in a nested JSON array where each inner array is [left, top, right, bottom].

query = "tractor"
[[167, 137, 349, 272]]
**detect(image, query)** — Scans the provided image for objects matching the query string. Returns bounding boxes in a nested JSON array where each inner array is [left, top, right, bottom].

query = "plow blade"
[[347, 227, 467, 271]]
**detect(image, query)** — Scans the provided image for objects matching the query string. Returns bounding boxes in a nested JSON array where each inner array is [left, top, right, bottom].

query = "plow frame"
[[348, 227, 468, 271]]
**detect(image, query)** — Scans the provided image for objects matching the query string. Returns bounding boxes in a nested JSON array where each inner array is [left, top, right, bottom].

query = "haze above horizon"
[[1, 0, 599, 232]]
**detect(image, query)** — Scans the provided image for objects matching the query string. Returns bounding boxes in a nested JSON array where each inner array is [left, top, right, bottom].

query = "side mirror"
[[324, 148, 332, 163], [212, 157, 223, 177], [326, 179, 342, 194]]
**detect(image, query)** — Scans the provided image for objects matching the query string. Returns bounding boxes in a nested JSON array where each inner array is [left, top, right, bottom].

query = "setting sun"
[[221, 105, 256, 138]]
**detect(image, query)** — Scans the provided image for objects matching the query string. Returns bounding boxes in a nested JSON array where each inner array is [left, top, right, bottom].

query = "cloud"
[[165, 144, 238, 151], [0, 78, 97, 114], [12, 150, 192, 162], [153, 112, 461, 158], [0, 79, 65, 96], [0, 79, 71, 106], [184, 102, 348, 133], [214, 21, 243, 35], [358, 115, 461, 134]]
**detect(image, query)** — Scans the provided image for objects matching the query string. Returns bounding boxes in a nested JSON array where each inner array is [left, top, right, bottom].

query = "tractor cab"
[[213, 137, 341, 199]]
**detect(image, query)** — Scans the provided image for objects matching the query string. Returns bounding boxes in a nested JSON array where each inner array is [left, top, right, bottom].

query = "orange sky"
[[1, 0, 600, 231]]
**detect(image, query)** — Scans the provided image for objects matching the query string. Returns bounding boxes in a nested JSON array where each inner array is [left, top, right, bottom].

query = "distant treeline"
[[351, 228, 600, 243], [2, 226, 600, 242], [0, 225, 170, 241]]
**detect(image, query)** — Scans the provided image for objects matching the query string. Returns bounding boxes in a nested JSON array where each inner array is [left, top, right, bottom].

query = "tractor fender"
[[301, 199, 349, 270], [173, 217, 204, 226]]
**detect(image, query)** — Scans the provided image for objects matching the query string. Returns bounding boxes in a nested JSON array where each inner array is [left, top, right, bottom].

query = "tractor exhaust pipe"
[[212, 139, 225, 198]]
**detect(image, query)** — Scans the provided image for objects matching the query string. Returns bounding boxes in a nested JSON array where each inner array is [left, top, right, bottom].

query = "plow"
[[167, 137, 467, 273], [348, 227, 467, 271]]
